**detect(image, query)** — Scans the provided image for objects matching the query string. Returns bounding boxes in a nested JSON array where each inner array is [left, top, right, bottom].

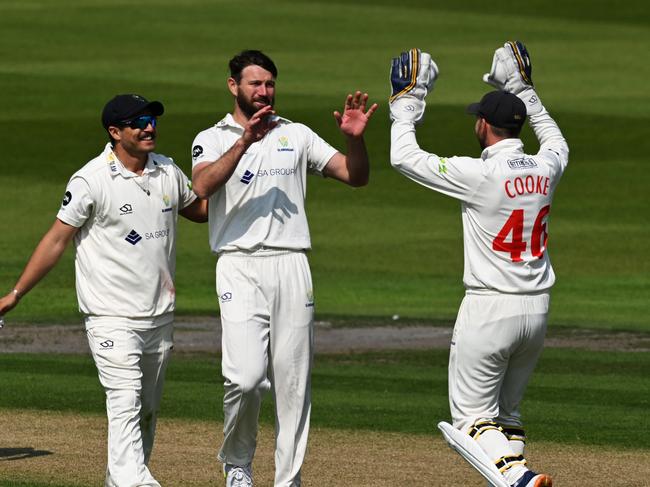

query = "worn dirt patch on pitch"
[[2, 409, 648, 486], [2, 317, 649, 354]]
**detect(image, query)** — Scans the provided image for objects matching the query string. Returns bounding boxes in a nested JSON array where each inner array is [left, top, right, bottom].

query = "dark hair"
[[490, 123, 522, 139], [229, 50, 277, 83]]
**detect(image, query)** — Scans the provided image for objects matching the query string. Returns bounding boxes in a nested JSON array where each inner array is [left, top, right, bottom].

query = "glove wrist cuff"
[[389, 96, 427, 123], [517, 88, 543, 116]]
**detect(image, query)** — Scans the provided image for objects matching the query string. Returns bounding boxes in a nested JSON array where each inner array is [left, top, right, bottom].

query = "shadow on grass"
[[0, 447, 52, 461]]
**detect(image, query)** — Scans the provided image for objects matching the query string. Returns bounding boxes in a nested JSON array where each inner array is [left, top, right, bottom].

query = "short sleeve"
[[176, 166, 198, 209], [56, 176, 94, 228], [191, 130, 222, 168], [304, 127, 338, 175]]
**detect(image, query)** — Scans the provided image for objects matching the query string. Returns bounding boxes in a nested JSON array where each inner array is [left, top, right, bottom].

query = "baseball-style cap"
[[466, 91, 526, 129], [101, 94, 164, 129]]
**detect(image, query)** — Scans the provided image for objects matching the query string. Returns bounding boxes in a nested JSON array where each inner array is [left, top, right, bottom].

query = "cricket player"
[[389, 42, 568, 487], [0, 94, 207, 486], [191, 50, 377, 487]]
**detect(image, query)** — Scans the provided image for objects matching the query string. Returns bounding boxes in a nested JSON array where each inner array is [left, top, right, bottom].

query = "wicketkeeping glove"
[[483, 40, 542, 115], [389, 48, 439, 123]]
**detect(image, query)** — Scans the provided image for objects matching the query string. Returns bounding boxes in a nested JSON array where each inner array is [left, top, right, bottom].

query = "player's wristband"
[[12, 289, 22, 300]]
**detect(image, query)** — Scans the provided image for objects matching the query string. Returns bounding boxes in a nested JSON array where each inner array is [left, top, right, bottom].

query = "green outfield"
[[1, 349, 648, 447], [2, 3, 649, 486], [1, 0, 648, 330], [1, 349, 649, 486]]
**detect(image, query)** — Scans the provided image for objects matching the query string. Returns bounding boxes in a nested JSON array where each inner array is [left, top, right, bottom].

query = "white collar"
[[480, 138, 524, 161], [104, 143, 160, 179]]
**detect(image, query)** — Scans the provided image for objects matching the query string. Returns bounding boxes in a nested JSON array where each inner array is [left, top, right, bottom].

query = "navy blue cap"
[[467, 91, 526, 129], [102, 94, 164, 129]]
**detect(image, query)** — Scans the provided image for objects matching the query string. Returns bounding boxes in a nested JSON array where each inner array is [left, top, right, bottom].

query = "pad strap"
[[495, 454, 527, 473], [468, 420, 502, 440], [501, 426, 527, 444]]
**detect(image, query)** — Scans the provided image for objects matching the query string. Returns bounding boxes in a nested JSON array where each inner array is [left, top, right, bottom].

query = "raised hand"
[[388, 49, 438, 124], [483, 40, 533, 94], [333, 91, 378, 138], [483, 40, 542, 115], [242, 105, 279, 145]]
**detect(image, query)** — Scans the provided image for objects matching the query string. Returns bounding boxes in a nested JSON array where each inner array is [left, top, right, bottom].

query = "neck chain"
[[132, 173, 150, 196]]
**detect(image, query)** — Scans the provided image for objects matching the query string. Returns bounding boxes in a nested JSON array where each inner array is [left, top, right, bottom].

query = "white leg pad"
[[438, 421, 510, 487]]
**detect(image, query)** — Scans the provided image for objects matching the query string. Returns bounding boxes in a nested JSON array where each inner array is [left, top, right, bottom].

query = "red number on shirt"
[[531, 205, 550, 258], [493, 205, 551, 262], [492, 209, 526, 262]]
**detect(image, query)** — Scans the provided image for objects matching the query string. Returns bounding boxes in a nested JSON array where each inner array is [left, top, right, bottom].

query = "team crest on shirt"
[[162, 194, 172, 213], [277, 136, 294, 152]]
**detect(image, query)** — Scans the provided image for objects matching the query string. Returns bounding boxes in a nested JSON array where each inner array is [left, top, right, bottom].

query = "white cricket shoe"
[[224, 463, 253, 487], [511, 470, 552, 487]]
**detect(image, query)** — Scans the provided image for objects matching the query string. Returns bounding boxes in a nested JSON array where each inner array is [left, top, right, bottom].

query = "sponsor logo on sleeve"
[[438, 157, 448, 174], [119, 203, 133, 215], [99, 339, 114, 349], [220, 291, 232, 303], [192, 145, 203, 160], [62, 191, 72, 206]]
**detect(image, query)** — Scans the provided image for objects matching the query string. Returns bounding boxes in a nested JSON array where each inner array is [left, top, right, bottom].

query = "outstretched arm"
[[483, 40, 568, 168], [323, 91, 378, 187], [192, 105, 278, 198], [0, 219, 78, 318]]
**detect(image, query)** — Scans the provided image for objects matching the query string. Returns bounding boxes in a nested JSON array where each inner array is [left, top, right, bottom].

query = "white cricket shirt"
[[191, 114, 337, 253], [57, 143, 197, 324], [390, 107, 569, 294]]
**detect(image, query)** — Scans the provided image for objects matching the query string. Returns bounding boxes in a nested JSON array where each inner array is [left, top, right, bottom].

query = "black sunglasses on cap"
[[118, 115, 157, 130]]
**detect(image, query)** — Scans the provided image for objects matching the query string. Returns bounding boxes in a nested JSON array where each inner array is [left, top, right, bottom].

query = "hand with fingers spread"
[[242, 105, 279, 146], [333, 91, 378, 138]]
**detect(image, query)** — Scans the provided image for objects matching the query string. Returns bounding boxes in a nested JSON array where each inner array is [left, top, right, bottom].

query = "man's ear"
[[108, 126, 122, 141], [227, 77, 238, 97]]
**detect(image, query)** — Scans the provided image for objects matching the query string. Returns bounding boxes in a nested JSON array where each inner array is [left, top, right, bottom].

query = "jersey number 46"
[[492, 205, 550, 262]]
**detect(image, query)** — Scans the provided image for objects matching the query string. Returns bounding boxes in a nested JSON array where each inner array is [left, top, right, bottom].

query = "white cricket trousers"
[[448, 291, 550, 433], [216, 249, 314, 487], [87, 318, 173, 487]]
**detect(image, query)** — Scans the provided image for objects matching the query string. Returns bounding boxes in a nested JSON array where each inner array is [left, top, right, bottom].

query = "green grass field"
[[1, 349, 648, 449], [1, 4, 649, 483], [0, 0, 648, 330]]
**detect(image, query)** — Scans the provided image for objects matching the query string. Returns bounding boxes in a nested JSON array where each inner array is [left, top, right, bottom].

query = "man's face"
[[229, 65, 276, 118], [110, 112, 157, 154]]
